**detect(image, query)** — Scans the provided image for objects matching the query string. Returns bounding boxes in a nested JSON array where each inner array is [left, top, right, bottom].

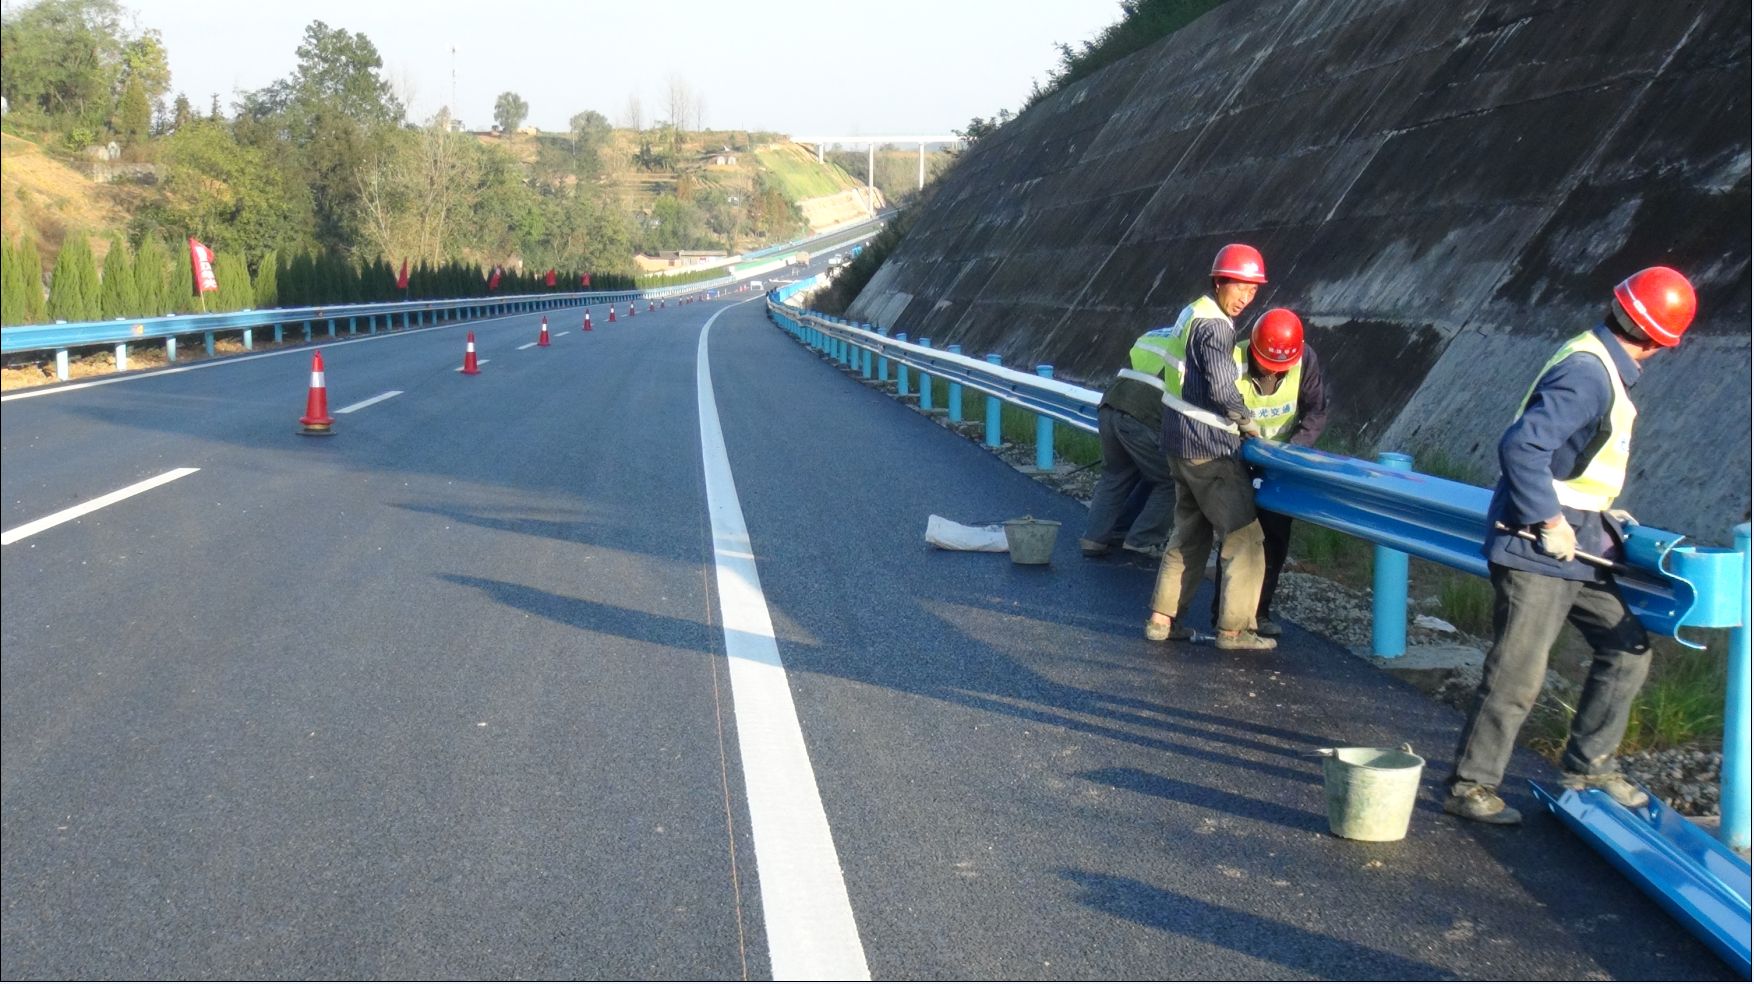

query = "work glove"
[[1606, 508, 1638, 529], [1537, 519, 1578, 563], [1237, 417, 1263, 439]]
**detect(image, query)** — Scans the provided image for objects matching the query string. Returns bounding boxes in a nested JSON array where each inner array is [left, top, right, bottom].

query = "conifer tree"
[[253, 250, 279, 309], [133, 236, 171, 317], [170, 247, 200, 313], [47, 235, 102, 323], [97, 235, 141, 319], [213, 253, 252, 311], [17, 237, 48, 324], [0, 238, 20, 326]]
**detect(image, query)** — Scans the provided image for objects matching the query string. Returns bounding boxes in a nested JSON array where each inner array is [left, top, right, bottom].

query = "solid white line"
[[334, 390, 402, 414], [517, 342, 538, 350], [2, 467, 200, 546], [696, 300, 870, 981]]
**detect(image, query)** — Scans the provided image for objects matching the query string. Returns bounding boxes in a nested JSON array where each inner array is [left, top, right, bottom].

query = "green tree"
[[116, 73, 150, 146], [147, 120, 310, 260], [17, 237, 50, 323], [169, 243, 199, 313], [46, 233, 101, 322], [494, 91, 529, 133], [0, 238, 23, 326], [0, 0, 126, 122], [212, 252, 253, 311], [96, 234, 140, 317], [131, 234, 171, 316], [170, 92, 193, 132], [253, 249, 279, 308]]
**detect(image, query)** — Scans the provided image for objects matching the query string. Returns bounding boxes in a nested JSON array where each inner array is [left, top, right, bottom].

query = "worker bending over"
[[1081, 301, 1190, 560], [1209, 308, 1328, 636], [1446, 267, 1696, 825], [1144, 244, 1276, 652]]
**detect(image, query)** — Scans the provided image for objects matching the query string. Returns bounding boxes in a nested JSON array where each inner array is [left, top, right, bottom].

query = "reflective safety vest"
[[1517, 330, 1636, 511], [1116, 295, 1224, 399], [1233, 342, 1302, 440]]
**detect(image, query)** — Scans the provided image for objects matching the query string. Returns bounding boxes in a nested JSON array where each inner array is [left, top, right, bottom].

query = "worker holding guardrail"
[[1143, 244, 1277, 652], [1445, 266, 1697, 825], [1079, 319, 1189, 561], [1207, 309, 1329, 637]]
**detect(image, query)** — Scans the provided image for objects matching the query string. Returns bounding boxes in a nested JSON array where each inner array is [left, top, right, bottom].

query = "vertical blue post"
[[302, 321, 311, 343], [896, 334, 910, 397], [878, 328, 890, 382], [1723, 522, 1751, 850], [274, 324, 283, 344], [862, 333, 874, 379], [203, 331, 214, 357], [348, 316, 357, 335], [919, 339, 934, 411], [327, 318, 336, 337], [242, 329, 253, 351], [947, 345, 963, 422], [1372, 451, 1415, 658], [165, 337, 177, 362], [985, 354, 1003, 448], [1034, 365, 1055, 471]]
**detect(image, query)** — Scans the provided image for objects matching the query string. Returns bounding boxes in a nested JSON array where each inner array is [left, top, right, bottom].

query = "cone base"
[[298, 423, 336, 436]]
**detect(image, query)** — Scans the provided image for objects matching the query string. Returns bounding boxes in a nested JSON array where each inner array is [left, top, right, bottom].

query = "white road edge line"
[[2, 467, 200, 546], [334, 390, 403, 414], [696, 300, 871, 981]]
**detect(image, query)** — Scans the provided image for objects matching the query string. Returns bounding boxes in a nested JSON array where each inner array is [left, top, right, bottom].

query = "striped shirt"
[[1162, 311, 1252, 459]]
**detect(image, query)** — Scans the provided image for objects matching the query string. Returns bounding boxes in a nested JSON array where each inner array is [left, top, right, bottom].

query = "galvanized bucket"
[[1002, 517, 1061, 565], [1316, 744, 1424, 841]]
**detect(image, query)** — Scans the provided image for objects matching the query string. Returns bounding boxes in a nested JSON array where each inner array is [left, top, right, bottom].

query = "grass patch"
[[753, 145, 855, 201], [1434, 572, 1494, 636]]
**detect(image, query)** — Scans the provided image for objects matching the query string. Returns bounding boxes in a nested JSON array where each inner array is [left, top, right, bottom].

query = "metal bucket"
[[1002, 517, 1061, 565], [1318, 744, 1424, 841]]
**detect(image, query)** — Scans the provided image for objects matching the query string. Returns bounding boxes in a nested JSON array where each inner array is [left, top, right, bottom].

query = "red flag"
[[545, 267, 557, 288], [488, 265, 502, 291], [396, 258, 410, 290], [580, 272, 592, 288], [187, 237, 218, 296]]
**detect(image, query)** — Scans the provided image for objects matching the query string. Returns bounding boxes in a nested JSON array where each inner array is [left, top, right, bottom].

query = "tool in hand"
[[1493, 521, 1634, 575]]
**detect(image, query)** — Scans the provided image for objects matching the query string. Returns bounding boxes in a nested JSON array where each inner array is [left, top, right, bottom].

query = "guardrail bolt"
[[985, 354, 1003, 447], [1034, 365, 1055, 470], [1371, 451, 1415, 658]]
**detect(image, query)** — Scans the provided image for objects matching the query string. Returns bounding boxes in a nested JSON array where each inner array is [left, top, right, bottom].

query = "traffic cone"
[[462, 331, 480, 375], [608, 305, 617, 323], [628, 303, 636, 318], [647, 300, 654, 312], [298, 350, 334, 436], [583, 309, 593, 331], [538, 316, 551, 347]]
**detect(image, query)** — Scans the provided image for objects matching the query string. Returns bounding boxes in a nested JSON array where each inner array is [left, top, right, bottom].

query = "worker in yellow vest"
[[1207, 308, 1328, 635], [1445, 266, 1697, 825]]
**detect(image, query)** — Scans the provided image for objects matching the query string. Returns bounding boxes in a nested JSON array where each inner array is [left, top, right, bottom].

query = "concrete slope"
[[849, 0, 1750, 536]]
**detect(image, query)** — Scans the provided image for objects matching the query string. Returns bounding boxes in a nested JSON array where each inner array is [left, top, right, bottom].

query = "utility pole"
[[450, 45, 457, 126]]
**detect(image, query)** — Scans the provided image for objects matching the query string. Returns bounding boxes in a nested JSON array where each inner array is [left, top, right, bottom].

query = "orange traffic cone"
[[608, 306, 617, 323], [298, 350, 334, 436], [647, 300, 654, 312], [538, 316, 551, 347], [660, 298, 666, 309], [628, 303, 636, 318], [462, 331, 480, 375], [583, 309, 593, 331]]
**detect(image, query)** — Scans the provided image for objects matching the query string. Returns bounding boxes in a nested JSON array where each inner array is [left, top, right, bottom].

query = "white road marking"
[[334, 390, 402, 414], [2, 467, 200, 546], [553, 331, 568, 337], [454, 359, 491, 372], [517, 342, 538, 350], [696, 301, 870, 981]]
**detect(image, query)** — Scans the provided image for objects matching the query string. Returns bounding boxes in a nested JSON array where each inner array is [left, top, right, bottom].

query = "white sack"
[[925, 514, 1010, 552]]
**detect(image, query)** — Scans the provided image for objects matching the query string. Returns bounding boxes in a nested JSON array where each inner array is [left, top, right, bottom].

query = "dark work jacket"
[[1485, 324, 1639, 582]]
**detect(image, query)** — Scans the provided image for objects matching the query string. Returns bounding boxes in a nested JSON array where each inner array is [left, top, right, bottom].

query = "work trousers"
[[1212, 508, 1292, 625], [1449, 564, 1651, 789], [1084, 407, 1176, 550], [1149, 456, 1265, 633]]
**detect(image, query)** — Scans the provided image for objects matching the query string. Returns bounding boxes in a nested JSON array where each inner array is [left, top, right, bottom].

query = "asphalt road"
[[0, 269, 1733, 980]]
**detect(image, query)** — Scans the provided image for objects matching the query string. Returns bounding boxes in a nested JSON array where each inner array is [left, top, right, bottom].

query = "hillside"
[[0, 132, 134, 269]]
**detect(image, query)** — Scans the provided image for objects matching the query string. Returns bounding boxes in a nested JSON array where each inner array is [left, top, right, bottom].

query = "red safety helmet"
[[1250, 308, 1304, 372], [1211, 243, 1267, 284], [1612, 266, 1696, 347]]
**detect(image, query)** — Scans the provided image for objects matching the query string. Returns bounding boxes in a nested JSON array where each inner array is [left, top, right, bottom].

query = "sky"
[[122, 0, 1127, 136]]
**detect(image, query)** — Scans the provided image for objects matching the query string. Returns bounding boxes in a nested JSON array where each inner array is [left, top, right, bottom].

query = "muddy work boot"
[[1561, 772, 1650, 809], [1215, 629, 1276, 651], [1144, 618, 1195, 642], [1444, 783, 1523, 825], [1079, 538, 1113, 558]]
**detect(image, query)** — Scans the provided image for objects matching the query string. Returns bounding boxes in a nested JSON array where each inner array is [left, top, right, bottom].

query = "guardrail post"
[[302, 321, 312, 343], [348, 316, 357, 335], [115, 343, 128, 372], [862, 327, 875, 379], [56, 349, 69, 381], [985, 354, 1004, 447], [243, 329, 253, 350], [947, 345, 963, 422], [878, 328, 891, 382], [274, 324, 283, 344], [896, 334, 911, 397], [327, 318, 336, 337], [919, 339, 935, 411], [204, 331, 214, 357], [1724, 522, 1751, 851], [1034, 365, 1055, 470], [165, 337, 176, 362], [1372, 451, 1415, 658]]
